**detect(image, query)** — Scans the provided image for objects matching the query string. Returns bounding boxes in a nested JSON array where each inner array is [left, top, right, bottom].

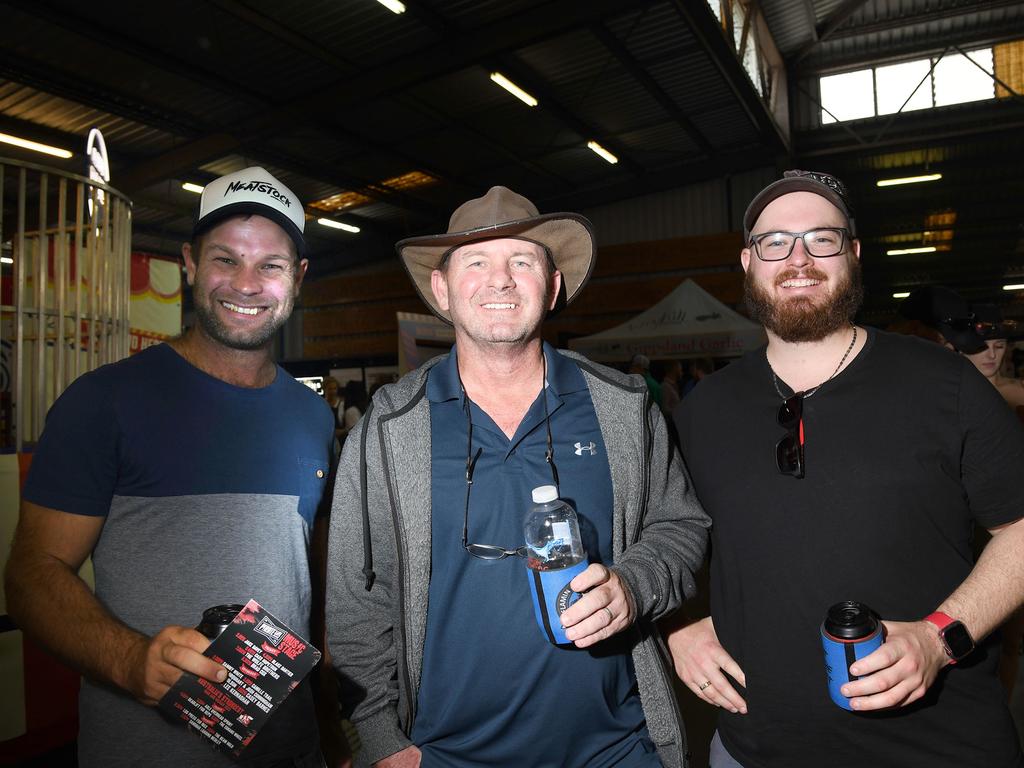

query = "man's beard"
[[744, 257, 863, 343], [193, 296, 290, 351]]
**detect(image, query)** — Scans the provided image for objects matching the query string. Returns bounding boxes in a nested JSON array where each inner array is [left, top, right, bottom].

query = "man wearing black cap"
[[325, 186, 709, 768], [668, 170, 1024, 767], [6, 168, 336, 766]]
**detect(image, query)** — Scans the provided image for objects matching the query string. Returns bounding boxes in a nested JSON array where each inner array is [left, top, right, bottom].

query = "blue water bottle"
[[524, 485, 590, 646], [821, 600, 884, 709]]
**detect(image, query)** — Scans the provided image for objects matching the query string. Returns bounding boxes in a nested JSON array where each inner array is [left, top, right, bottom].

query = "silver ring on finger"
[[698, 680, 713, 692], [602, 606, 614, 624]]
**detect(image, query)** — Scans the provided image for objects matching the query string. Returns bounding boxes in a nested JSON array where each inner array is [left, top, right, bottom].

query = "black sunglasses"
[[460, 371, 560, 560], [776, 393, 805, 479]]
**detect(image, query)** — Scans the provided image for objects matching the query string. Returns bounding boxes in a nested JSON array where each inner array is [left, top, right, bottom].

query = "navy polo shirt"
[[411, 343, 657, 768]]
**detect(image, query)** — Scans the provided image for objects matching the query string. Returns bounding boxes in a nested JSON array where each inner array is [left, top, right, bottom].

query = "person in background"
[[4, 167, 346, 766], [324, 376, 346, 435], [680, 357, 714, 398], [326, 185, 709, 768], [339, 380, 368, 443], [629, 353, 662, 409], [966, 304, 1024, 416], [660, 360, 683, 417]]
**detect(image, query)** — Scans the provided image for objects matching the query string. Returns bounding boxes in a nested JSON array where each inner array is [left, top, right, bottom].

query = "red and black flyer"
[[158, 599, 321, 757]]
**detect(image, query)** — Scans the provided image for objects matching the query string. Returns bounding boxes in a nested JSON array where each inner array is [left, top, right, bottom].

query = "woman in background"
[[965, 304, 1024, 419]]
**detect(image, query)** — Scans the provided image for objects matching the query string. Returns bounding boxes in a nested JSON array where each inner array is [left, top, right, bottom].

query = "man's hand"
[[841, 620, 949, 711], [373, 745, 421, 768], [666, 616, 747, 714], [122, 625, 226, 706], [560, 564, 635, 648]]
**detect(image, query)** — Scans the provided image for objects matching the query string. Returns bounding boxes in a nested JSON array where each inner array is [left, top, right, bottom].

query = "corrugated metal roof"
[[438, 0, 548, 29]]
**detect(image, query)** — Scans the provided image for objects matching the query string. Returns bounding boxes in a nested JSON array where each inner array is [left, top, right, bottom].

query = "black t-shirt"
[[677, 328, 1024, 768]]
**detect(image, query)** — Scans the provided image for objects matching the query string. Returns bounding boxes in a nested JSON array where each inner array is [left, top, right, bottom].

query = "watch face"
[[943, 621, 975, 660]]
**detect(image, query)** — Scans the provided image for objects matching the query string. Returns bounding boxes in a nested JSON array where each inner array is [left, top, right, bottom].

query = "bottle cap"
[[531, 485, 558, 503]]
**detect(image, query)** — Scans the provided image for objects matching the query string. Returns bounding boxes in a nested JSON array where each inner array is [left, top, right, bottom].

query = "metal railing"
[[0, 156, 132, 451]]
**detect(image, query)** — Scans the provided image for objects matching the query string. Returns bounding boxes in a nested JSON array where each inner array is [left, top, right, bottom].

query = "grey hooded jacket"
[[326, 350, 710, 767]]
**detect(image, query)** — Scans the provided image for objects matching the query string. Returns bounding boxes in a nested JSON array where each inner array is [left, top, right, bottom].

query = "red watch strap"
[[924, 612, 958, 664], [924, 611, 955, 631]]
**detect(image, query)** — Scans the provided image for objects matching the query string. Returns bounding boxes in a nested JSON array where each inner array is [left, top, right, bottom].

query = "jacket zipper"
[[378, 418, 416, 732], [633, 389, 653, 546]]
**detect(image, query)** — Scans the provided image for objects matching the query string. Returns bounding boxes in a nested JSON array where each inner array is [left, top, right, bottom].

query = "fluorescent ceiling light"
[[490, 72, 538, 107], [892, 291, 910, 299], [587, 141, 618, 164], [0, 132, 73, 159], [182, 182, 205, 194], [1, 256, 12, 265], [376, 0, 406, 12], [1003, 284, 1024, 291], [876, 173, 942, 187], [317, 218, 360, 233], [886, 246, 937, 256]]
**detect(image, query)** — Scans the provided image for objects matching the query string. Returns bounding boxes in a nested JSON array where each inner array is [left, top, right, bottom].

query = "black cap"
[[899, 286, 986, 354], [743, 170, 856, 242]]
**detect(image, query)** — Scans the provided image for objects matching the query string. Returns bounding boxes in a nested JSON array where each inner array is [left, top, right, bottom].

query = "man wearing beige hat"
[[326, 186, 709, 768], [7, 167, 337, 766]]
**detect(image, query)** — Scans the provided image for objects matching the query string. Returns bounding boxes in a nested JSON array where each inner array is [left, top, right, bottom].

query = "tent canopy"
[[568, 279, 765, 362]]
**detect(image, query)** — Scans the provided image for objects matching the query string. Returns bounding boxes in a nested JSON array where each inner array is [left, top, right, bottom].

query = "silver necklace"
[[770, 325, 858, 400]]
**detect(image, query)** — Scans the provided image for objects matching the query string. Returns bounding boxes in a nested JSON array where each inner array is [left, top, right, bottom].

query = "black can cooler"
[[196, 604, 245, 640]]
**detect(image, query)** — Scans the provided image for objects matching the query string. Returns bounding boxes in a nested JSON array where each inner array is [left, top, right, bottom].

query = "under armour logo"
[[574, 441, 597, 456]]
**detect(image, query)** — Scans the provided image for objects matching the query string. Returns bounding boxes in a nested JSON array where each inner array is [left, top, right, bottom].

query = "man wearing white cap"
[[325, 186, 709, 767], [7, 167, 336, 766], [669, 170, 1024, 767]]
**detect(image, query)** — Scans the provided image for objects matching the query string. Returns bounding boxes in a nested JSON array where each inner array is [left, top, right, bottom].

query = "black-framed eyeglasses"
[[776, 392, 805, 479], [749, 228, 850, 262], [460, 367, 560, 561]]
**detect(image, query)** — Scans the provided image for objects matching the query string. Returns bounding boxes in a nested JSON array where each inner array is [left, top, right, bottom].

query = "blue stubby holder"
[[820, 600, 884, 710], [526, 558, 590, 645]]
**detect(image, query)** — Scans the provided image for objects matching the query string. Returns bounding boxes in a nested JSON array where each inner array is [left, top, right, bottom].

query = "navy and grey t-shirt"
[[22, 343, 333, 767]]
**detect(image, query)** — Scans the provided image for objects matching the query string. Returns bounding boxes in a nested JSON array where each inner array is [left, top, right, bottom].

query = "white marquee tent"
[[568, 279, 765, 362]]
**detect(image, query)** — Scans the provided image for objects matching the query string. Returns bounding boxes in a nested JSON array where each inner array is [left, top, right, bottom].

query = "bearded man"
[[668, 170, 1024, 768]]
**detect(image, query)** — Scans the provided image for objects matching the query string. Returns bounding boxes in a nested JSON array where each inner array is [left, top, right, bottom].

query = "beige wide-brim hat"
[[396, 185, 596, 323]]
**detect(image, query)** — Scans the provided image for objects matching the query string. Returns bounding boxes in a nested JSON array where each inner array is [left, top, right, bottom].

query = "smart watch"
[[924, 612, 975, 664]]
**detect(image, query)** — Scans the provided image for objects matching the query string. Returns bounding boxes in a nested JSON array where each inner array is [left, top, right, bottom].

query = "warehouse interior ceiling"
[[1, 0, 1023, 321]]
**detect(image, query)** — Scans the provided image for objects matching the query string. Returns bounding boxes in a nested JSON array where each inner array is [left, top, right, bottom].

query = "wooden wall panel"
[[594, 232, 743, 277], [303, 299, 427, 336], [304, 334, 399, 360], [302, 264, 416, 308]]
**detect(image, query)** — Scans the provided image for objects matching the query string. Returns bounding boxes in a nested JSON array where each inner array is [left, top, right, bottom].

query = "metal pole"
[[56, 177, 67, 396], [34, 173, 48, 442], [15, 168, 26, 453], [88, 185, 98, 372], [73, 181, 84, 382]]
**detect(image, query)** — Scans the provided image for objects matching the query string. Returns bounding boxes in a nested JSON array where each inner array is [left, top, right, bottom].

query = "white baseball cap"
[[192, 166, 306, 255]]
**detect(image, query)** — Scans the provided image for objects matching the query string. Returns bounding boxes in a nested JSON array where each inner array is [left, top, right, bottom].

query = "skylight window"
[[819, 46, 1004, 124], [820, 69, 874, 124], [934, 49, 995, 106], [875, 59, 933, 116]]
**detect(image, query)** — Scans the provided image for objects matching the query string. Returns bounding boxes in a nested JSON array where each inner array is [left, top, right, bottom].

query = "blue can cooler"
[[820, 600, 884, 710], [526, 558, 590, 645]]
